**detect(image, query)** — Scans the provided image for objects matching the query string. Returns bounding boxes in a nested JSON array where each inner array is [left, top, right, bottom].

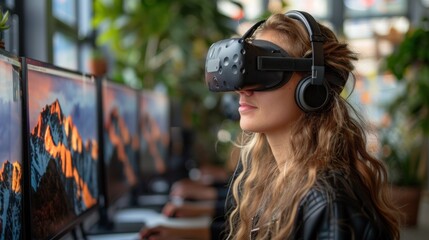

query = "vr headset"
[[204, 11, 325, 93]]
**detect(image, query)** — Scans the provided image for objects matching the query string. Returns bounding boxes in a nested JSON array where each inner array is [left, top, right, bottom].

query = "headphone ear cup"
[[295, 76, 329, 112]]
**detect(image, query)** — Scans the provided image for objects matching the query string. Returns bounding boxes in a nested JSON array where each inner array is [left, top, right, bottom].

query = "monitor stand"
[[87, 220, 145, 235], [85, 208, 145, 235]]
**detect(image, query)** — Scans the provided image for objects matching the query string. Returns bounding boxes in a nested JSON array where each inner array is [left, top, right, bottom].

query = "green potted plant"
[[380, 117, 425, 187], [87, 48, 107, 77], [381, 17, 429, 227], [379, 112, 426, 227], [0, 7, 10, 49], [384, 17, 429, 135]]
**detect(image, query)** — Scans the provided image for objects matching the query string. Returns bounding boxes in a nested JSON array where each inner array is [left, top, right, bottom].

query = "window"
[[53, 31, 77, 70], [50, 0, 94, 72], [286, 0, 332, 19], [344, 0, 407, 18], [53, 0, 76, 26], [343, 0, 410, 126]]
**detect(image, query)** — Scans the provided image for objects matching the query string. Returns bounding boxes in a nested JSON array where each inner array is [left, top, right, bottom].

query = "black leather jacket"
[[292, 177, 392, 240], [218, 163, 393, 240]]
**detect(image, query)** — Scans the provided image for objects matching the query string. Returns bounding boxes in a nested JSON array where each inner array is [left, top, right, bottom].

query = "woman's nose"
[[236, 89, 254, 96]]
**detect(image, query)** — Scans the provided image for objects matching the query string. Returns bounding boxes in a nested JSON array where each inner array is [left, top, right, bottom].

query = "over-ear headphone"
[[285, 10, 329, 112]]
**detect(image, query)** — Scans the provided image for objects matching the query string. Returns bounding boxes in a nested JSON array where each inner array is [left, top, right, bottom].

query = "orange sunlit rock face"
[[43, 124, 97, 207], [64, 115, 83, 153], [73, 168, 97, 207], [106, 108, 137, 186], [91, 140, 98, 161], [0, 161, 22, 193], [44, 125, 73, 178], [64, 116, 72, 138], [40, 108, 97, 208], [118, 116, 130, 145], [33, 114, 43, 137], [71, 125, 83, 153], [12, 162, 22, 193], [0, 162, 7, 182], [50, 100, 63, 124]]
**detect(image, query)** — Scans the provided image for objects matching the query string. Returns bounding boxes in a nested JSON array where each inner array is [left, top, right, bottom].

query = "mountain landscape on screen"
[[29, 99, 99, 239], [0, 75, 23, 240], [103, 107, 139, 203], [0, 160, 22, 240]]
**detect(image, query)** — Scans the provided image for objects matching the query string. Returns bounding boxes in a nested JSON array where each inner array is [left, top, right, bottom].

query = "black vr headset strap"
[[285, 10, 325, 86], [242, 20, 266, 39], [257, 57, 312, 71]]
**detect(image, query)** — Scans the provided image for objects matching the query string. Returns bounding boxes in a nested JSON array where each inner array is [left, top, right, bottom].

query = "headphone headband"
[[285, 10, 325, 86]]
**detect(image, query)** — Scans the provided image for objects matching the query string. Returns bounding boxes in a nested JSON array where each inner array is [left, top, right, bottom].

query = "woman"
[[140, 10, 401, 240], [225, 11, 400, 240]]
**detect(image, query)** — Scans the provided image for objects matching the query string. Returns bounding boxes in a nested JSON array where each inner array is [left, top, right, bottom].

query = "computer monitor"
[[0, 50, 23, 240], [139, 90, 172, 194], [87, 78, 143, 235], [96, 78, 140, 228], [22, 58, 100, 240]]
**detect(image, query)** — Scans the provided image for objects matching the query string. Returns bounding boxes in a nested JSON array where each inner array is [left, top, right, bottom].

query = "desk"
[[86, 207, 212, 239], [87, 232, 140, 240], [114, 208, 212, 228]]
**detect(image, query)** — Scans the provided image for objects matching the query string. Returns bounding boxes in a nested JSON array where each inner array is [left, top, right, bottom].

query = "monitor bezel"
[[138, 89, 173, 194], [96, 77, 140, 228], [21, 57, 100, 240], [0, 48, 25, 240]]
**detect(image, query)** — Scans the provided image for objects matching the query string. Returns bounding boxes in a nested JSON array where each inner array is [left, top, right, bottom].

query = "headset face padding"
[[295, 76, 329, 112]]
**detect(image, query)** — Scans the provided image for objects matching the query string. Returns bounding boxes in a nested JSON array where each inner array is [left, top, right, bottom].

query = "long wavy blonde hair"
[[227, 13, 400, 239]]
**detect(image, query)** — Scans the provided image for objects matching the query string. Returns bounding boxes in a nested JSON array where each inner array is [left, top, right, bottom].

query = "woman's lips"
[[238, 102, 257, 113]]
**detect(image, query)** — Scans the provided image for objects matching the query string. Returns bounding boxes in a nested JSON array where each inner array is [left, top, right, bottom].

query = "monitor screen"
[[139, 90, 171, 193], [0, 50, 23, 240], [23, 58, 99, 239], [100, 79, 139, 207]]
